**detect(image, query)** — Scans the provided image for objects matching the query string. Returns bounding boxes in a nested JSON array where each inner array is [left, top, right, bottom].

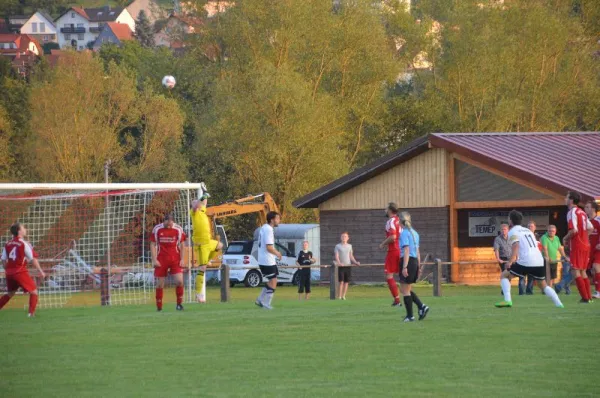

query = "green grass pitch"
[[1, 285, 598, 397]]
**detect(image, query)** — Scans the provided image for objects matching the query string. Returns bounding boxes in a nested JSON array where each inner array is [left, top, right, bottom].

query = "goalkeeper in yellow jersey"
[[191, 187, 223, 303]]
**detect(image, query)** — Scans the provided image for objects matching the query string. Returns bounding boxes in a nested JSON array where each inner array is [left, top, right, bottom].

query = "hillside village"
[[0, 0, 230, 75]]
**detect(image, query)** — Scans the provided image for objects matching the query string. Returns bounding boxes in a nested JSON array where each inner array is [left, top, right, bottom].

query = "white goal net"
[[0, 183, 202, 309]]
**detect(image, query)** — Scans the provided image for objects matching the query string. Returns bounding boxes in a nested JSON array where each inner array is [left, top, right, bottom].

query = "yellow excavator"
[[187, 193, 279, 268]]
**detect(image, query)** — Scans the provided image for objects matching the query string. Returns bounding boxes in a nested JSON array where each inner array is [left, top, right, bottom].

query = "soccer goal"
[[0, 183, 202, 309]]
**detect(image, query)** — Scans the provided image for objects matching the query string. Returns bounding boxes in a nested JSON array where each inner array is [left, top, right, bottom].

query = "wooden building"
[[293, 132, 600, 284]]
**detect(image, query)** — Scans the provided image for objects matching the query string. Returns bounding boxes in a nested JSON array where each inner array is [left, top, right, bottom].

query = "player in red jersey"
[[0, 222, 45, 317], [150, 214, 187, 311], [379, 202, 402, 306], [563, 192, 594, 303], [584, 201, 600, 299]]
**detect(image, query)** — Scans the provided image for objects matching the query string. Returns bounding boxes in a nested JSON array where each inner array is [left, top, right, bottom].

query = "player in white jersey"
[[255, 211, 282, 310], [495, 210, 563, 308]]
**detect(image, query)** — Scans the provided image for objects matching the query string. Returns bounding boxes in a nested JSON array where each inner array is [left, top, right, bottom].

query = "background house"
[[294, 132, 600, 285], [20, 11, 57, 44], [154, 14, 200, 48], [7, 14, 31, 32], [0, 33, 42, 75], [127, 0, 163, 23], [92, 22, 134, 50], [55, 6, 135, 50]]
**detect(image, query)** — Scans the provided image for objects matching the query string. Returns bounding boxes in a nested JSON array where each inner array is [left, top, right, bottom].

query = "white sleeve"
[[24, 243, 34, 261], [586, 218, 593, 231], [1, 248, 6, 261], [266, 229, 274, 245]]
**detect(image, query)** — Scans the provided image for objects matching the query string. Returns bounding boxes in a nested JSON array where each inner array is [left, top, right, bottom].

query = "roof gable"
[[105, 22, 134, 40], [56, 7, 90, 21], [429, 132, 600, 200], [293, 132, 600, 209]]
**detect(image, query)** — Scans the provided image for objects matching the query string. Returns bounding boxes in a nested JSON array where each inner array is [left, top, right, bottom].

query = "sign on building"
[[468, 210, 550, 237]]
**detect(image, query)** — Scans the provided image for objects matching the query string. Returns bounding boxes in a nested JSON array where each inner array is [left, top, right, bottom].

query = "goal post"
[[0, 183, 203, 309]]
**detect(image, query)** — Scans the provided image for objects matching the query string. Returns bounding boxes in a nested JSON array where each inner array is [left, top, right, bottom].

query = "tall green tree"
[[134, 10, 155, 48], [30, 52, 186, 182]]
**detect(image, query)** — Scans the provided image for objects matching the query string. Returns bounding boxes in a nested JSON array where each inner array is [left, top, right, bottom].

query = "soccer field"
[[1, 286, 598, 397]]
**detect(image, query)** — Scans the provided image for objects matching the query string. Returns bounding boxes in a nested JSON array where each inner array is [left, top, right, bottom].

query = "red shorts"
[[384, 251, 400, 274], [571, 245, 591, 271], [154, 258, 183, 277], [6, 272, 37, 293], [589, 250, 600, 267]]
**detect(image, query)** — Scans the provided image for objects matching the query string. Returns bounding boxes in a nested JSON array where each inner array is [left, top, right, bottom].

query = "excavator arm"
[[205, 193, 279, 226]]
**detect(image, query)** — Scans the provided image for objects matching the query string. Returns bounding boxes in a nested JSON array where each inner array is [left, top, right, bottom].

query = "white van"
[[220, 240, 299, 287]]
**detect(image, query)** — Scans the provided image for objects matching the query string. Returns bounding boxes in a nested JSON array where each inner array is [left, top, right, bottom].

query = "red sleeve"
[[181, 231, 187, 243]]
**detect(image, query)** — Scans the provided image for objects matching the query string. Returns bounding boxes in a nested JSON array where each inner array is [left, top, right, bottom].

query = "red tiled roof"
[[429, 132, 600, 200], [57, 7, 90, 20], [105, 22, 134, 41], [171, 14, 203, 27], [72, 7, 90, 19], [0, 33, 41, 55]]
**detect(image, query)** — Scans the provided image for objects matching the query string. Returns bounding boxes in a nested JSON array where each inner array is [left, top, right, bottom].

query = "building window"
[[71, 12, 75, 18], [65, 34, 71, 40], [77, 23, 84, 28], [31, 22, 37, 32], [78, 33, 84, 40], [40, 22, 45, 32], [43, 35, 48, 41], [79, 46, 83, 50]]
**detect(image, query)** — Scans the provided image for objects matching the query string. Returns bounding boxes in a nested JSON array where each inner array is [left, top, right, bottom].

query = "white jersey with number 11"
[[508, 225, 543, 267]]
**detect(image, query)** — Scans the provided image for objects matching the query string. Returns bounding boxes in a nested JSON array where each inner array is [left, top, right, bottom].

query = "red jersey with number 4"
[[1, 237, 36, 276], [150, 223, 186, 259], [567, 207, 591, 250], [385, 216, 402, 252], [590, 216, 600, 251]]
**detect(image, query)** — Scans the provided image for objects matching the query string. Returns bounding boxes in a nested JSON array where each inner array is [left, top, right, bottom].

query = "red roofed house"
[[55, 6, 135, 50], [92, 22, 134, 50], [0, 33, 42, 75], [294, 132, 600, 286]]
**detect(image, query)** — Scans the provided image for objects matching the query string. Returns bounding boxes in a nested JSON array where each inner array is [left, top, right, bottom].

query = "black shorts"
[[399, 257, 419, 284], [259, 265, 278, 280], [338, 267, 352, 283], [298, 270, 311, 293], [508, 263, 545, 280], [498, 256, 508, 272], [548, 261, 558, 280]]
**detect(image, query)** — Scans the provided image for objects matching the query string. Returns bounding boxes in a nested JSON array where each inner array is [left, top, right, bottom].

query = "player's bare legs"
[[497, 270, 562, 308]]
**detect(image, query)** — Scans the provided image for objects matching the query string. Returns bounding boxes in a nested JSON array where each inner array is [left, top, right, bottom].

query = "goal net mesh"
[[0, 187, 200, 309]]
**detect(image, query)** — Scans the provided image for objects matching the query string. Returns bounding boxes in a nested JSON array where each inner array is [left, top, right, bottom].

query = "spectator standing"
[[540, 225, 568, 287], [493, 223, 513, 295], [334, 232, 360, 300], [296, 241, 316, 300], [554, 246, 572, 295]]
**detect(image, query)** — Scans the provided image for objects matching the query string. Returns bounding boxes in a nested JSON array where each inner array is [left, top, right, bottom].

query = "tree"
[[42, 42, 60, 55], [29, 52, 186, 182], [135, 10, 155, 48], [184, 0, 397, 219], [0, 105, 12, 181]]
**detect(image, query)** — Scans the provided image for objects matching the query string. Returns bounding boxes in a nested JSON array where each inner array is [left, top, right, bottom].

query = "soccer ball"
[[162, 75, 176, 89]]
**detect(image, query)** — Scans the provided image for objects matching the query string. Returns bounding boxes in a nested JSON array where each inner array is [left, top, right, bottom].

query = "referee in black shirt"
[[297, 241, 316, 300]]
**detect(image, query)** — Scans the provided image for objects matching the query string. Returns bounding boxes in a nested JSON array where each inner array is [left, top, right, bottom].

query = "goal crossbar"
[[0, 183, 204, 190]]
